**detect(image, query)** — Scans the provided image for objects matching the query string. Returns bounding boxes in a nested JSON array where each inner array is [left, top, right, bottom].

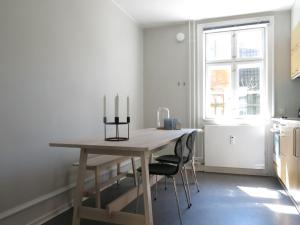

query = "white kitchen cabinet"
[[273, 119, 300, 210]]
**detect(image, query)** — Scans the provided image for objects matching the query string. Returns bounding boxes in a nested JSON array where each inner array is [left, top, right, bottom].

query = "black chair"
[[156, 131, 199, 206], [135, 134, 187, 225]]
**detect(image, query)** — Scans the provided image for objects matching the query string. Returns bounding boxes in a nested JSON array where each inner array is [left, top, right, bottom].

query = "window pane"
[[239, 67, 260, 91], [206, 32, 232, 61], [237, 64, 262, 116], [239, 94, 260, 115], [206, 65, 232, 118], [236, 28, 264, 59]]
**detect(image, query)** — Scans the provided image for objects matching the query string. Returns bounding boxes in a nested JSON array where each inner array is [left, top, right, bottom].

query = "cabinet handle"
[[293, 127, 300, 157]]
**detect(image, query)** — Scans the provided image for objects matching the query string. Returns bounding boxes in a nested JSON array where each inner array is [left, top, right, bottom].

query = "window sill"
[[201, 117, 270, 126]]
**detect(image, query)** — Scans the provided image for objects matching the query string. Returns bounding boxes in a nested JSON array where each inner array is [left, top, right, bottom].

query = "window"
[[203, 25, 266, 119]]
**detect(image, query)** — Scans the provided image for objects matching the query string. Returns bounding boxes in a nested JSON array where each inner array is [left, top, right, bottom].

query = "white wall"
[[292, 0, 300, 29], [0, 0, 143, 224], [274, 11, 300, 117], [143, 24, 189, 128]]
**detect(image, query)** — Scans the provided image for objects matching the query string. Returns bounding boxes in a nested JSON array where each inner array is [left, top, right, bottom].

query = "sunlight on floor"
[[263, 203, 299, 215], [238, 186, 281, 199]]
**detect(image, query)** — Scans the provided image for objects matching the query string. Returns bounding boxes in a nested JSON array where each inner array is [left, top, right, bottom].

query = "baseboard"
[[25, 202, 73, 225], [0, 176, 93, 221], [0, 160, 134, 225], [201, 165, 268, 176], [178, 158, 268, 177]]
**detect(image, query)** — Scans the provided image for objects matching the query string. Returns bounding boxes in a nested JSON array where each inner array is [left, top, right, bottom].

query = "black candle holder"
[[103, 116, 130, 141]]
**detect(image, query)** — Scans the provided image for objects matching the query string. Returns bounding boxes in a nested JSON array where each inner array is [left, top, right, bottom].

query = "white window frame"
[[197, 16, 274, 124]]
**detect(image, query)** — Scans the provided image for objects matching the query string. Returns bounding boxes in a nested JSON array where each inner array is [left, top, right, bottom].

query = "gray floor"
[[43, 172, 300, 225]]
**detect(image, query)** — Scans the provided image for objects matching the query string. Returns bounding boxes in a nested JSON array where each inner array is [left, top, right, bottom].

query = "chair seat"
[[156, 155, 188, 164], [137, 163, 178, 176]]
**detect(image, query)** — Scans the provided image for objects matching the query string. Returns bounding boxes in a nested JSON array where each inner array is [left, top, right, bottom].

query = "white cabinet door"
[[204, 125, 265, 169]]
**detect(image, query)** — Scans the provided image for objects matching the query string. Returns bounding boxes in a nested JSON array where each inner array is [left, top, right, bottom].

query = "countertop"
[[272, 117, 300, 124]]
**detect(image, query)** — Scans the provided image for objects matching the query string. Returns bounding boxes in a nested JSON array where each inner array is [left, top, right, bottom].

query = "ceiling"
[[113, 0, 295, 27]]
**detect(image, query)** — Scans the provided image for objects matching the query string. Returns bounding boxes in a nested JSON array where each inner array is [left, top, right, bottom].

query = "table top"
[[49, 128, 202, 153]]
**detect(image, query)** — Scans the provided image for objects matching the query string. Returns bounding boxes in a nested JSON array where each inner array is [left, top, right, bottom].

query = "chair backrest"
[[185, 131, 197, 162], [174, 134, 186, 173]]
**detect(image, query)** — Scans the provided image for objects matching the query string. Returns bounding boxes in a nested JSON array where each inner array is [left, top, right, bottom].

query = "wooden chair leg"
[[95, 167, 101, 208], [131, 157, 138, 186]]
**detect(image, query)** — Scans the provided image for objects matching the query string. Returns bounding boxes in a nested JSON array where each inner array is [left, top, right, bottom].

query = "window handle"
[[293, 127, 300, 157], [232, 65, 237, 73], [232, 41, 236, 59]]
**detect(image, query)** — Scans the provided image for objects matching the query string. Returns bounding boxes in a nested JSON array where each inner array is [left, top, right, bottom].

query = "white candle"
[[103, 95, 106, 117], [115, 94, 119, 117], [127, 96, 130, 116]]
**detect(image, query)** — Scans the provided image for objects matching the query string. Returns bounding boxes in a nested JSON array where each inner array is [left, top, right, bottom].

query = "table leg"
[[131, 157, 138, 186], [117, 163, 121, 185], [95, 166, 101, 208], [140, 152, 153, 225], [149, 153, 153, 163], [72, 149, 88, 225]]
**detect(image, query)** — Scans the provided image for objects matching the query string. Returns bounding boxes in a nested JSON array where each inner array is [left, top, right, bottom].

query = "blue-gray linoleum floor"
[[43, 172, 300, 225]]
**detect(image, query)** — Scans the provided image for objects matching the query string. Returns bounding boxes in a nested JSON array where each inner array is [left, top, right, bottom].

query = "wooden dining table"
[[49, 128, 200, 225]]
